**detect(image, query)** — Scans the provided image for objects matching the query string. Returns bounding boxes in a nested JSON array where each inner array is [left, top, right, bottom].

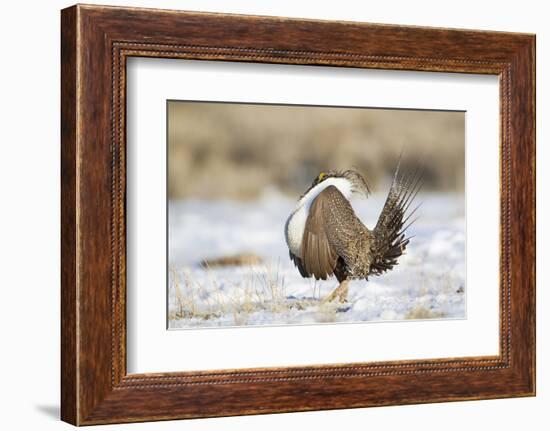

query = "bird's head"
[[302, 169, 370, 199]]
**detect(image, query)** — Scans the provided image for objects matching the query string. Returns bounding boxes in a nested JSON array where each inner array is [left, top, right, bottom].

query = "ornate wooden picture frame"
[[61, 4, 535, 425]]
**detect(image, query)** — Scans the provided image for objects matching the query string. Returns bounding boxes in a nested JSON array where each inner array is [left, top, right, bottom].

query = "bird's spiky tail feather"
[[369, 159, 422, 276]]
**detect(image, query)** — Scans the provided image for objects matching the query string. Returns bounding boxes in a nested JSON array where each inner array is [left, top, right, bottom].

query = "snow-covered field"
[[168, 191, 465, 329]]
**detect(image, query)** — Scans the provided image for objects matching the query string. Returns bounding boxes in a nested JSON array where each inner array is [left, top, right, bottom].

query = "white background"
[[0, 0, 546, 430], [127, 60, 499, 373]]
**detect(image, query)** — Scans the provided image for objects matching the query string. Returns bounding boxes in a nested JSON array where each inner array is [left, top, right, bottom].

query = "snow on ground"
[[168, 190, 465, 329]]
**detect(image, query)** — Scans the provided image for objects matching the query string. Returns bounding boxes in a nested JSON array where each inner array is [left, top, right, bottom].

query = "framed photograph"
[[61, 4, 535, 425], [165, 101, 463, 330]]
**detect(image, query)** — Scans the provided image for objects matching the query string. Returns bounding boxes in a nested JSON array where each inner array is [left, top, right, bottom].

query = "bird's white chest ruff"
[[285, 206, 308, 257], [285, 178, 353, 257]]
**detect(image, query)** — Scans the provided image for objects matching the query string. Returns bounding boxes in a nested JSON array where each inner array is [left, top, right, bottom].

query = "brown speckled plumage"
[[290, 165, 421, 285]]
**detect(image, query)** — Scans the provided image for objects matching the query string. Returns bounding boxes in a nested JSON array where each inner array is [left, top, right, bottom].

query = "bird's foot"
[[322, 280, 349, 304]]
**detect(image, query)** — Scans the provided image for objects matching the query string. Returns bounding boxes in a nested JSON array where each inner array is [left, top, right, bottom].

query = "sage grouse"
[[284, 165, 421, 303]]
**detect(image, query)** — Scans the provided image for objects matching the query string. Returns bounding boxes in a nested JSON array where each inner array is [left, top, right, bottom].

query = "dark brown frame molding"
[[61, 4, 535, 425]]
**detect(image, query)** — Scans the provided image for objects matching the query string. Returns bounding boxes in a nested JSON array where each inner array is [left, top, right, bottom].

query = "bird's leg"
[[322, 279, 349, 303]]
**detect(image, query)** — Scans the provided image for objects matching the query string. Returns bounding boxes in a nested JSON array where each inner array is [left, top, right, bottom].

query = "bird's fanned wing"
[[370, 163, 422, 276], [301, 185, 369, 280]]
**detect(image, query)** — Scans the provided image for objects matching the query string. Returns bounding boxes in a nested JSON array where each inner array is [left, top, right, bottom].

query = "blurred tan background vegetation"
[[168, 101, 464, 200]]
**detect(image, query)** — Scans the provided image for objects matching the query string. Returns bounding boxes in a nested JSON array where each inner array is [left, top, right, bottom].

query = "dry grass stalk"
[[168, 261, 322, 325]]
